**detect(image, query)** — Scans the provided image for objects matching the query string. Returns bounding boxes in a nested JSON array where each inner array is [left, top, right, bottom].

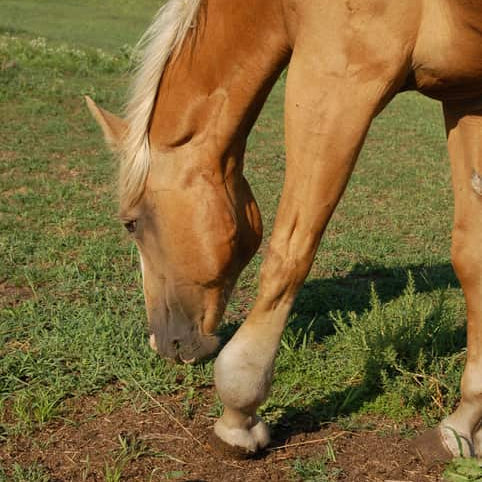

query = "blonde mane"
[[121, 0, 202, 207]]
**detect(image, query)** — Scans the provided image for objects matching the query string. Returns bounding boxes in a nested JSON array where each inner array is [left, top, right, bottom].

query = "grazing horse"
[[87, 0, 482, 461]]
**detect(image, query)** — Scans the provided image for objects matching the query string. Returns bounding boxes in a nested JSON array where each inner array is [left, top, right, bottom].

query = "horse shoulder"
[[412, 0, 482, 99]]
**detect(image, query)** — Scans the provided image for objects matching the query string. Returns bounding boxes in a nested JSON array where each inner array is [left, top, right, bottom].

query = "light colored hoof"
[[411, 424, 475, 464], [439, 422, 475, 458], [213, 416, 270, 456]]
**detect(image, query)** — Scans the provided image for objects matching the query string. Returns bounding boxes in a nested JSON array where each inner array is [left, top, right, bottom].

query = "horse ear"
[[85, 96, 127, 151]]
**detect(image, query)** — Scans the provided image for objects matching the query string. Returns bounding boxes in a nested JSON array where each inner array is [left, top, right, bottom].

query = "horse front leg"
[[415, 102, 482, 461], [212, 50, 401, 454]]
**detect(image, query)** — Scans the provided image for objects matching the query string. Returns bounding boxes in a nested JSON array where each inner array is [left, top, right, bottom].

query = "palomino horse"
[[87, 0, 482, 461]]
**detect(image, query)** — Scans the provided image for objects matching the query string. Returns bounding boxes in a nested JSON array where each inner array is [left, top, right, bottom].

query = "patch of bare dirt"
[[3, 186, 29, 198], [0, 280, 33, 308], [333, 429, 445, 481], [0, 388, 447, 481], [55, 162, 82, 182], [0, 150, 17, 162]]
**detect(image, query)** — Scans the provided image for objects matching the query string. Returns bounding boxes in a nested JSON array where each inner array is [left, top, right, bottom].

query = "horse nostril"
[[171, 339, 181, 351]]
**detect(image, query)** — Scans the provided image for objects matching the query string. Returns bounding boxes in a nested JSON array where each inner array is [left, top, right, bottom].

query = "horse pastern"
[[250, 417, 271, 449]]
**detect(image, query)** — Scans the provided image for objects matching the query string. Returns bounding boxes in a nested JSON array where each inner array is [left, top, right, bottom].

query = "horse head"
[[86, 97, 262, 363]]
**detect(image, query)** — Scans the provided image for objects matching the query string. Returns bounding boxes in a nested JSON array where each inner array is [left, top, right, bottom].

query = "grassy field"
[[0, 0, 160, 50], [0, 1, 476, 480]]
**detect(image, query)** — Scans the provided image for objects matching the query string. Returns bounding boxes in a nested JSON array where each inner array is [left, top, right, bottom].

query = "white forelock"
[[121, 0, 202, 207]]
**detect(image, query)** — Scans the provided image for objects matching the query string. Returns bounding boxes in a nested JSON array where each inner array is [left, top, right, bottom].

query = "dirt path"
[[0, 389, 445, 481]]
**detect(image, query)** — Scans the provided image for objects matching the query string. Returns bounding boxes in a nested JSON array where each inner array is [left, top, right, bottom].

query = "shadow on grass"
[[271, 262, 466, 442], [291, 261, 459, 340], [219, 262, 466, 445], [0, 26, 31, 36], [220, 262, 459, 343]]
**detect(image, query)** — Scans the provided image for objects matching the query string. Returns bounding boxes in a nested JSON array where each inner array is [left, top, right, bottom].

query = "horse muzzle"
[[148, 327, 219, 363]]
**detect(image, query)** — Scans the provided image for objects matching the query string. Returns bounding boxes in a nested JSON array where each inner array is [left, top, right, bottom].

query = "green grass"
[[0, 3, 473, 480], [103, 433, 154, 482], [264, 275, 464, 426], [291, 457, 342, 482], [291, 442, 342, 481], [0, 462, 51, 482], [0, 0, 160, 51], [444, 459, 482, 482]]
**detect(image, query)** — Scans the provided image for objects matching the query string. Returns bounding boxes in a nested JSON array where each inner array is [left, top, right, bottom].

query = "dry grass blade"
[[131, 380, 246, 470], [139, 433, 189, 443], [131, 378, 204, 448], [269, 431, 354, 451], [161, 453, 189, 465]]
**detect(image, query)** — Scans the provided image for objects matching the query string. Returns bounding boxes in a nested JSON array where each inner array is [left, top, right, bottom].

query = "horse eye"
[[124, 220, 137, 233]]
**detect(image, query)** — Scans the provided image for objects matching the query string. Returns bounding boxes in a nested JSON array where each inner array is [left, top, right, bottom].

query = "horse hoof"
[[410, 427, 454, 464], [208, 431, 257, 459], [411, 425, 475, 463], [211, 416, 270, 458]]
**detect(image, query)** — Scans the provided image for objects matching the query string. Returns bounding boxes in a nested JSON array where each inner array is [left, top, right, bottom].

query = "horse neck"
[[148, 0, 290, 171]]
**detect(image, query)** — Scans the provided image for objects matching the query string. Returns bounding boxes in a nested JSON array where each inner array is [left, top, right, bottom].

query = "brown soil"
[[0, 388, 446, 481], [0, 150, 17, 161], [0, 280, 33, 309]]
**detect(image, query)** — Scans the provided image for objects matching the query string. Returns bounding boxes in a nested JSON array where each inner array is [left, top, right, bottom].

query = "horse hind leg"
[[415, 102, 482, 461]]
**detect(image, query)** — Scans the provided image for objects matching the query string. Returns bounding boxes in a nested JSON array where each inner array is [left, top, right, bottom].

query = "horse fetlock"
[[215, 361, 273, 411], [214, 414, 270, 454], [214, 330, 277, 411]]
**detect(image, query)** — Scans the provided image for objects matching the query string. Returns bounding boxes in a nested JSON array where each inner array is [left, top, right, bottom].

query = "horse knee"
[[259, 244, 314, 305], [451, 227, 482, 286]]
